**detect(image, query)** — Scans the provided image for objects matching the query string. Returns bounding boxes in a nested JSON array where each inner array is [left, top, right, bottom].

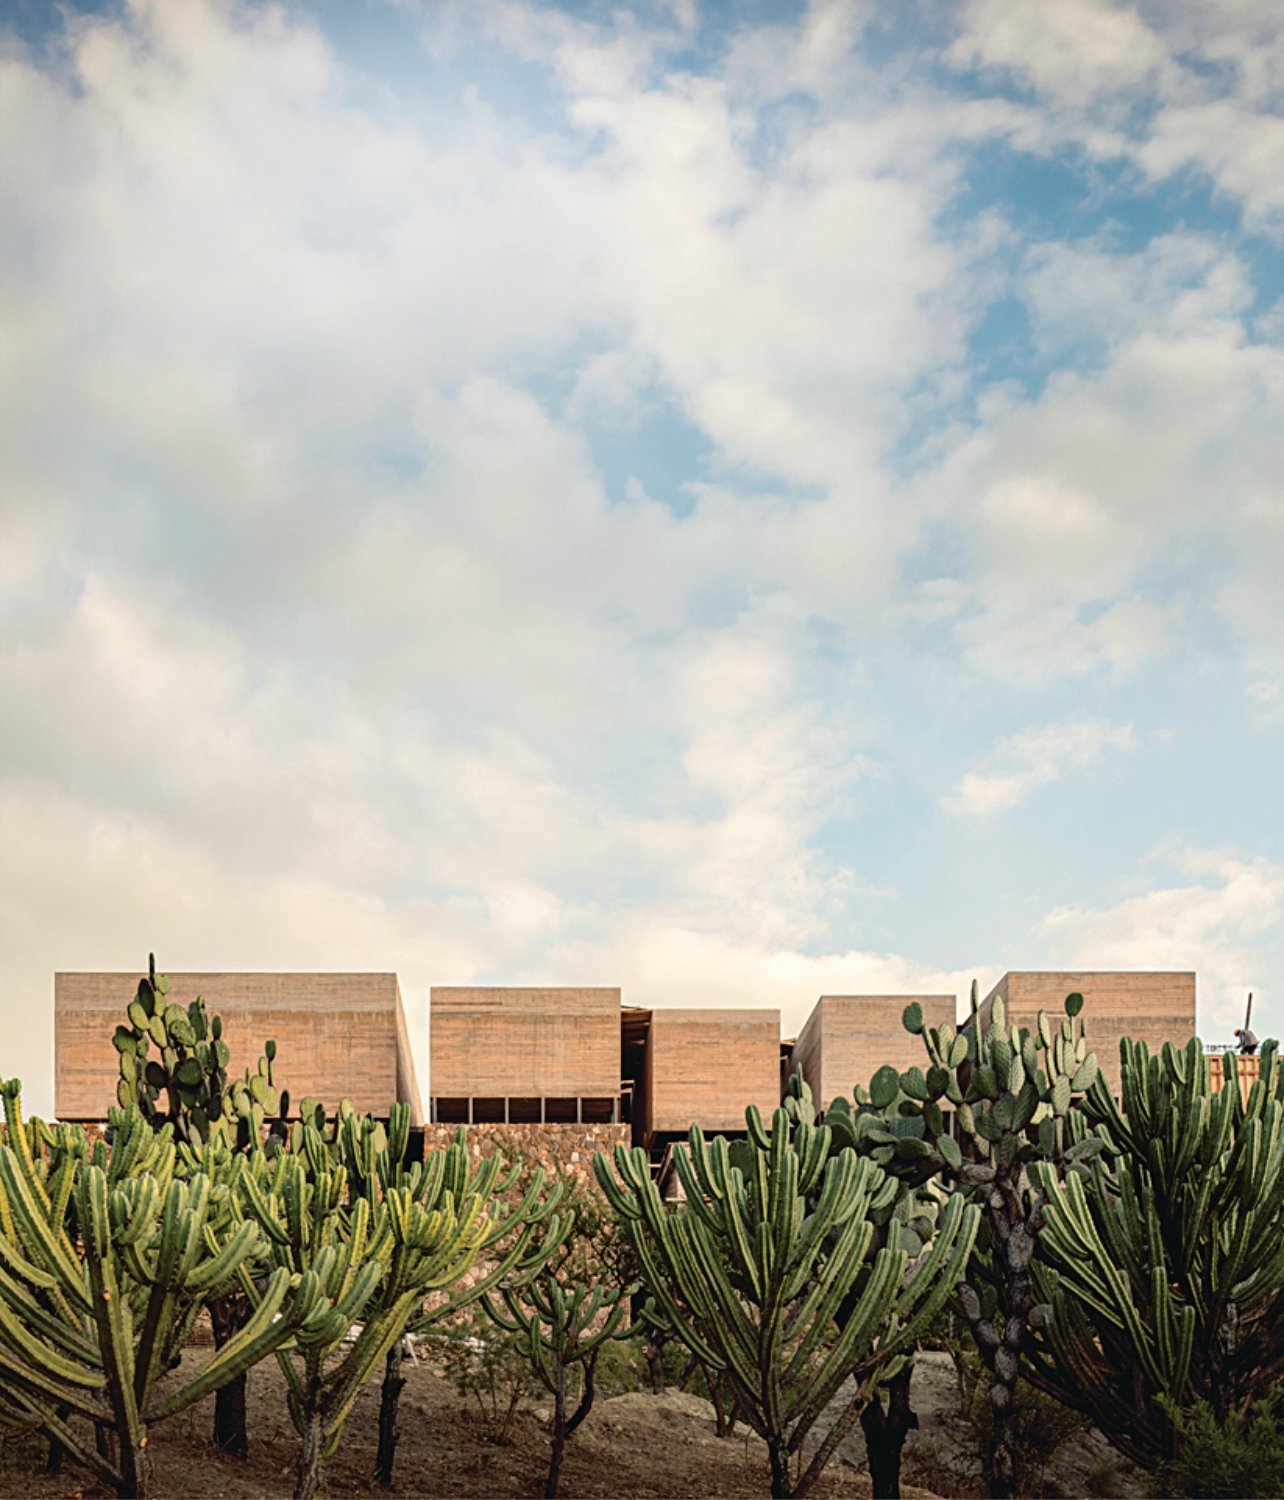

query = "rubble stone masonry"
[[421, 1121, 631, 1198]]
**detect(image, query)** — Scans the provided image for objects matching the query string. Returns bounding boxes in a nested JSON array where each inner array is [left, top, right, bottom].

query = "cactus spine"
[[1025, 1036, 1284, 1469], [596, 1105, 978, 1499]]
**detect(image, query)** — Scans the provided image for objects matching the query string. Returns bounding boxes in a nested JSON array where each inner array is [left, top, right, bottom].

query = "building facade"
[[54, 970, 422, 1124]]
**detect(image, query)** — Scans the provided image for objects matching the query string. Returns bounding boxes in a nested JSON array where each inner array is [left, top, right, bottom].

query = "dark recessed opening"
[[581, 1096, 616, 1123], [507, 1097, 542, 1123], [544, 1096, 577, 1123], [472, 1097, 507, 1123], [434, 1097, 468, 1124]]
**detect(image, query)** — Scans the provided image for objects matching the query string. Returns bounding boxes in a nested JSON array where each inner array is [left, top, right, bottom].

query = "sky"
[[2, 0, 1282, 1118]]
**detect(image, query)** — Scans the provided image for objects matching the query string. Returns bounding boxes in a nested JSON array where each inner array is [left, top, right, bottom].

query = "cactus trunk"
[[545, 1367, 568, 1500], [768, 1439, 792, 1499], [860, 1366, 917, 1500], [209, 1294, 249, 1457], [374, 1339, 407, 1486], [294, 1406, 324, 1500]]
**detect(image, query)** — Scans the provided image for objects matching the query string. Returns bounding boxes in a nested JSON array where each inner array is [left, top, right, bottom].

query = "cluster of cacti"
[[1023, 1036, 1284, 1468], [818, 985, 1097, 1499], [596, 1105, 979, 1499], [113, 955, 288, 1151], [483, 1266, 631, 1498], [232, 1118, 571, 1499], [0, 1081, 315, 1498], [320, 1108, 575, 1486], [0, 943, 579, 1500], [16, 948, 1284, 1499], [115, 956, 296, 1458]]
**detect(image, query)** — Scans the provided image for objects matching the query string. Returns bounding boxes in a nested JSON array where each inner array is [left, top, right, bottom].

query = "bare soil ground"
[[0, 1354, 944, 1500]]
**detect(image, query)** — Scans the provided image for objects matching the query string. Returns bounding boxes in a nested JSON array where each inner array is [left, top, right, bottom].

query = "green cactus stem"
[[0, 1082, 315, 1499], [596, 1105, 978, 1500], [483, 1267, 631, 1498], [1023, 1036, 1284, 1469]]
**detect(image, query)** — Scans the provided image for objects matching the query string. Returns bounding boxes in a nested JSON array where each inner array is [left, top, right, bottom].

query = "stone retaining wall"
[[422, 1121, 631, 1197]]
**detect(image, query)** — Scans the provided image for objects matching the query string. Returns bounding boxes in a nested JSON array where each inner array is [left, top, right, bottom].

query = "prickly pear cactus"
[[823, 984, 1099, 1500], [113, 956, 288, 1149]]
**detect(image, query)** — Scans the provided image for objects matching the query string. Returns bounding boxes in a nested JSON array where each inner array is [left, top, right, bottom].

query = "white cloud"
[[950, 0, 1284, 228], [2, 0, 1282, 1117], [943, 717, 1136, 817], [1039, 843, 1284, 1035]]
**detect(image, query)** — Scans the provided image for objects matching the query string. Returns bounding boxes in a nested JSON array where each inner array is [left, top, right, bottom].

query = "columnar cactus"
[[483, 1269, 631, 1498], [234, 1121, 567, 1500], [822, 985, 1098, 1499], [0, 1081, 313, 1499], [596, 1106, 979, 1500], [783, 1068, 944, 1500], [376, 1132, 573, 1486], [1023, 1037, 1284, 1469]]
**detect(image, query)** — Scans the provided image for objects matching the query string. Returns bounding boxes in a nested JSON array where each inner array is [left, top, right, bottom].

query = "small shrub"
[[1147, 1389, 1284, 1500], [434, 1307, 538, 1445], [593, 1333, 648, 1397]]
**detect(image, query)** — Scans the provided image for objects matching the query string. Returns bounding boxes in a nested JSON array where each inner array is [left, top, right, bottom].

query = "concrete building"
[[639, 1006, 781, 1142], [428, 986, 622, 1125], [978, 971, 1197, 1095], [54, 971, 423, 1124], [51, 966, 1208, 1165], [790, 994, 957, 1109]]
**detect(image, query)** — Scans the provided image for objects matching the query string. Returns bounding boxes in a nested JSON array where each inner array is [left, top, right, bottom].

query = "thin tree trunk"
[[646, 1341, 666, 1394], [374, 1337, 407, 1485], [294, 1409, 324, 1500], [795, 1387, 870, 1500], [116, 1435, 151, 1500]]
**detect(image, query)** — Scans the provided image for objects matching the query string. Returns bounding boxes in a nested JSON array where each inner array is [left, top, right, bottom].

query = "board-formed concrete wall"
[[791, 994, 957, 1110], [55, 971, 420, 1123], [979, 971, 1197, 1095], [643, 1008, 781, 1138], [429, 987, 621, 1101]]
